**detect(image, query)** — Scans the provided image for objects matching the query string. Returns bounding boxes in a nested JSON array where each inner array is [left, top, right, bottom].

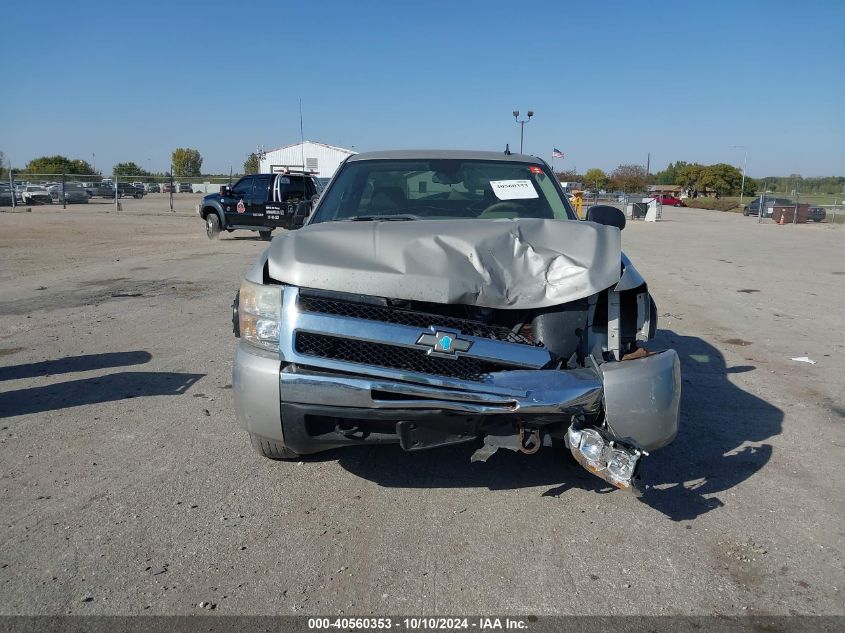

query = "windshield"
[[310, 159, 575, 224]]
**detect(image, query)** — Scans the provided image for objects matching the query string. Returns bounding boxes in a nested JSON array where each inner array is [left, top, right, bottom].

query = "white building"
[[259, 141, 357, 179]]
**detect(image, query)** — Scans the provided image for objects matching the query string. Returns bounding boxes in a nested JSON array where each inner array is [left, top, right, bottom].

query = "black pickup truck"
[[96, 182, 145, 199], [198, 171, 322, 240]]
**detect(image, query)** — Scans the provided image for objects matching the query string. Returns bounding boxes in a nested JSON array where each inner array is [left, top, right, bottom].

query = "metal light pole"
[[513, 110, 533, 154], [731, 145, 747, 207]]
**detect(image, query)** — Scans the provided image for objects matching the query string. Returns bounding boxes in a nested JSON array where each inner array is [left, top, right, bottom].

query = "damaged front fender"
[[564, 349, 680, 491], [600, 349, 681, 452]]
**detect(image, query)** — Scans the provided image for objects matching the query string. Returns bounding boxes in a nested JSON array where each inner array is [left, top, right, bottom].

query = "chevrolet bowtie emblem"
[[416, 331, 473, 356]]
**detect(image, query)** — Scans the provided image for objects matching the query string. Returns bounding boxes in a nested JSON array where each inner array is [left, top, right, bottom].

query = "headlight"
[[577, 428, 608, 466], [238, 279, 282, 352], [566, 423, 642, 490], [607, 448, 637, 482]]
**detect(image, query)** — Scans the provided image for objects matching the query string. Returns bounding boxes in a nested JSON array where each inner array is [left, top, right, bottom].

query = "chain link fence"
[[660, 190, 844, 224], [4, 171, 843, 226], [751, 191, 844, 224], [1, 171, 234, 213]]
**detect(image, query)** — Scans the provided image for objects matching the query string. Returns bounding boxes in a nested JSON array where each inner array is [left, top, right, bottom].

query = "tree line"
[[757, 174, 844, 195], [557, 161, 844, 197], [2, 148, 207, 180], [6, 148, 842, 195], [2, 148, 264, 180]]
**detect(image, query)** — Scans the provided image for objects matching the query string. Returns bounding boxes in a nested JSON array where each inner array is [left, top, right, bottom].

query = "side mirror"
[[585, 204, 626, 230], [292, 200, 311, 226], [220, 185, 232, 196]]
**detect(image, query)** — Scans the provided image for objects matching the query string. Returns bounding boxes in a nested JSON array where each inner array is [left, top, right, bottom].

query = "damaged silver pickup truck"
[[231, 150, 680, 492]]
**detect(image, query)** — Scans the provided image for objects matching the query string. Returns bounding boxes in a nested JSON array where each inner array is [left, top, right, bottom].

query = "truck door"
[[248, 175, 273, 227], [226, 176, 255, 225]]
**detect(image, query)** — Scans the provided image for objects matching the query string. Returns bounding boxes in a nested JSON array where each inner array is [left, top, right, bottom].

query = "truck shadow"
[[333, 329, 783, 521], [0, 370, 203, 418], [0, 351, 152, 382], [634, 329, 782, 520]]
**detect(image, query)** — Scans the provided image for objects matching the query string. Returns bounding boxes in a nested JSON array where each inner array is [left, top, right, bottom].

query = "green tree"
[[608, 164, 648, 192], [555, 169, 583, 183], [171, 148, 203, 177], [655, 160, 689, 185], [25, 155, 97, 177], [582, 168, 608, 191], [741, 176, 757, 197], [699, 163, 743, 196], [243, 152, 260, 175], [676, 163, 706, 191], [0, 151, 8, 179], [113, 162, 149, 178]]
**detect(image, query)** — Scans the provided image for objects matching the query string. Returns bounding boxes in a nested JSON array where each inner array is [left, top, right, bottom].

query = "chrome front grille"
[[295, 332, 509, 382], [281, 287, 553, 392], [297, 294, 535, 346]]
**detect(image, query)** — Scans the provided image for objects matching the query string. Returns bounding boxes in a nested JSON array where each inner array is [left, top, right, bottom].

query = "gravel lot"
[[0, 202, 842, 616]]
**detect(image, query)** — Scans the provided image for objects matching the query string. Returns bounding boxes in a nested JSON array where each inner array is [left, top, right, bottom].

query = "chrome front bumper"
[[233, 341, 680, 455], [279, 364, 604, 416]]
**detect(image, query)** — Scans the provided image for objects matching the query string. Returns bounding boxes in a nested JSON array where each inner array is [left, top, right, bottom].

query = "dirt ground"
[[0, 203, 842, 616]]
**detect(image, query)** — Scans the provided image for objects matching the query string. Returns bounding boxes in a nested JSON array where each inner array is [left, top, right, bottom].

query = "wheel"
[[259, 229, 273, 241], [206, 213, 221, 239], [249, 433, 300, 460], [743, 208, 749, 216], [134, 193, 142, 199], [674, 203, 682, 207]]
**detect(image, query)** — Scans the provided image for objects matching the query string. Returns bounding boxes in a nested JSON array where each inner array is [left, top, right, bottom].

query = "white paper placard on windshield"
[[490, 179, 538, 200]]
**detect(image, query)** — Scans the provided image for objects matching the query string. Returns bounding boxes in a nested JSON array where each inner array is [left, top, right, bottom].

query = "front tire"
[[259, 229, 273, 241], [206, 213, 221, 239], [249, 433, 300, 460]]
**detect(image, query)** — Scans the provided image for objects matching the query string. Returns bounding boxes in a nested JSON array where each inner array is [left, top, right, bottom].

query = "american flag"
[[552, 148, 564, 159]]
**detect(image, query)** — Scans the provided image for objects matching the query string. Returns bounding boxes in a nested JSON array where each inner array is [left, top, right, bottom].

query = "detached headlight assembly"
[[237, 280, 282, 352], [565, 423, 642, 490]]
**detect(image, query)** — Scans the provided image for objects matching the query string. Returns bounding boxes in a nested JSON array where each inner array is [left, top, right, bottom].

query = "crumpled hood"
[[267, 218, 621, 309]]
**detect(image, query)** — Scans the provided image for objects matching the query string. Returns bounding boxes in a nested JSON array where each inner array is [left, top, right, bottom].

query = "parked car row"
[[1, 180, 202, 203]]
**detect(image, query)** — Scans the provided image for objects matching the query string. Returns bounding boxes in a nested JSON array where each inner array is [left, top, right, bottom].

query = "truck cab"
[[199, 171, 321, 240]]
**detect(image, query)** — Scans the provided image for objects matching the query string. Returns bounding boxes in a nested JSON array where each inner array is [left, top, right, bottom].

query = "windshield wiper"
[[339, 214, 421, 222]]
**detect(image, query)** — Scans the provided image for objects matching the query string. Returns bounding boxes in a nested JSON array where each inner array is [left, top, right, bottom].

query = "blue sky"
[[2, 0, 843, 177]]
